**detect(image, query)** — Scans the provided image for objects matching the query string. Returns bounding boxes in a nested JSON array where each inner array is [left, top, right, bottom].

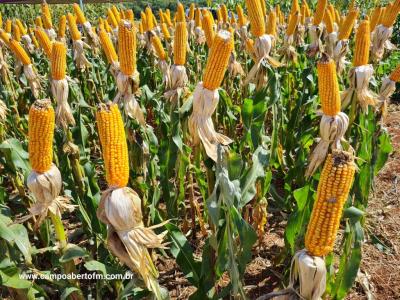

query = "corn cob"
[[237, 5, 247, 27], [96, 103, 129, 188], [58, 15, 66, 38], [165, 10, 173, 27], [370, 7, 383, 31], [161, 23, 170, 40], [259, 0, 267, 17], [189, 3, 195, 20], [173, 22, 187, 65], [35, 16, 43, 28], [246, 38, 255, 54], [73, 3, 86, 25], [5, 19, 12, 33], [41, 2, 53, 29], [287, 12, 299, 36], [108, 9, 118, 28], [389, 64, 400, 82], [146, 7, 155, 31], [303, 0, 311, 18], [99, 29, 118, 64], [126, 9, 134, 22], [300, 5, 306, 24], [216, 8, 223, 23], [245, 0, 266, 37], [338, 8, 358, 40], [381, 0, 400, 27], [267, 11, 277, 35], [35, 28, 52, 57], [195, 8, 202, 28], [203, 30, 233, 90], [324, 9, 334, 34], [353, 19, 370, 67], [120, 10, 126, 20], [290, 0, 300, 14], [313, 0, 328, 25], [151, 35, 166, 60], [141, 12, 148, 32], [104, 20, 112, 33], [112, 6, 121, 23], [221, 4, 228, 23], [0, 13, 2, 28], [334, 9, 341, 25], [51, 41, 66, 80], [202, 11, 214, 48], [29, 99, 55, 173], [16, 19, 27, 35], [328, 4, 336, 23], [67, 13, 81, 41], [317, 56, 341, 116], [305, 150, 355, 257], [13, 24, 21, 42], [139, 21, 144, 34], [118, 21, 136, 76], [9, 39, 31, 65], [176, 3, 185, 22], [0, 30, 11, 46]]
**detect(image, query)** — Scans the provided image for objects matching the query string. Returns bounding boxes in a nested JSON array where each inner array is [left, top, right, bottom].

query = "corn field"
[[0, 0, 399, 299]]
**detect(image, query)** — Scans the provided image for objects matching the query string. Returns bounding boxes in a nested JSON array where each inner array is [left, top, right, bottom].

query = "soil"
[[157, 103, 400, 300]]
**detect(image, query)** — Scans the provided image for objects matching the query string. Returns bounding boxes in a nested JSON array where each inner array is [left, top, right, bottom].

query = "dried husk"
[[0, 100, 9, 122], [305, 112, 349, 177], [238, 26, 248, 48], [83, 21, 99, 48], [188, 83, 232, 161], [164, 64, 188, 102], [44, 28, 57, 40], [158, 59, 170, 87], [341, 65, 377, 112], [280, 34, 298, 63], [371, 25, 395, 62], [51, 78, 75, 129], [194, 26, 206, 45], [378, 77, 396, 120], [333, 39, 349, 74], [188, 20, 195, 39], [325, 32, 337, 58], [114, 70, 145, 124], [21, 34, 34, 52], [72, 39, 91, 70], [97, 187, 168, 300], [228, 52, 244, 77], [307, 24, 322, 57], [23, 64, 40, 99]]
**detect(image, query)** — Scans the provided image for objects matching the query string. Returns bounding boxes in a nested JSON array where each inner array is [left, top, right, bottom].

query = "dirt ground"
[[158, 103, 400, 300]]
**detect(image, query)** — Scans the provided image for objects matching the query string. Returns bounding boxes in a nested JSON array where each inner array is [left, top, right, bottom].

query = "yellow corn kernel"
[[108, 9, 118, 28], [141, 12, 148, 32], [42, 2, 53, 29], [313, 0, 327, 25], [29, 99, 55, 173], [176, 3, 185, 22], [165, 10, 173, 27], [16, 19, 27, 35], [259, 0, 267, 17], [335, 9, 340, 25], [290, 0, 300, 14], [202, 11, 214, 48], [126, 9, 134, 22], [0, 30, 11, 47], [58, 15, 66, 38], [221, 4, 228, 23], [353, 19, 370, 67], [0, 12, 2, 29], [105, 20, 112, 33], [245, 0, 266, 37], [51, 41, 66, 80], [35, 16, 43, 28], [112, 5, 121, 23], [305, 150, 355, 257], [67, 13, 81, 41], [317, 55, 341, 116], [118, 20, 136, 75], [151, 35, 166, 60], [99, 29, 118, 65], [246, 38, 255, 53], [203, 30, 233, 90], [324, 9, 334, 34], [216, 8, 223, 23], [34, 28, 52, 58], [338, 8, 359, 40], [96, 103, 129, 188], [389, 64, 400, 82], [195, 8, 202, 28], [73, 3, 86, 25], [161, 23, 170, 40], [237, 5, 247, 27], [146, 7, 155, 31], [13, 24, 21, 42], [266, 11, 277, 35], [286, 11, 299, 36], [30, 29, 39, 48], [120, 10, 126, 20], [9, 39, 31, 65], [5, 19, 12, 33], [370, 7, 383, 31], [159, 9, 165, 23], [328, 4, 336, 23], [173, 22, 187, 65], [381, 1, 400, 27], [300, 4, 306, 24], [189, 3, 195, 20]]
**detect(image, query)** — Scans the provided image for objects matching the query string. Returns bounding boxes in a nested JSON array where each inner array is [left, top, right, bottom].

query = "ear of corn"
[[9, 39, 31, 65], [245, 0, 266, 37], [108, 9, 118, 28], [317, 56, 341, 116], [389, 64, 400, 82], [161, 23, 170, 39], [67, 13, 81, 41], [0, 30, 11, 46], [16, 19, 27, 35], [324, 9, 334, 34], [5, 19, 12, 33], [141, 12, 148, 32], [58, 15, 66, 38], [146, 7, 155, 31], [73, 3, 86, 24], [202, 11, 214, 48], [96, 103, 129, 188], [35, 16, 43, 28], [173, 21, 187, 65], [51, 41, 66, 80], [353, 19, 370, 67], [195, 8, 202, 28], [290, 0, 300, 15], [29, 99, 55, 173], [111, 5, 121, 24], [13, 24, 21, 42], [237, 5, 247, 27], [151, 35, 166, 60], [118, 20, 137, 76], [189, 3, 195, 20], [99, 29, 118, 64], [370, 6, 383, 31], [266, 11, 277, 35], [303, 0, 311, 17], [259, 0, 267, 17], [35, 28, 52, 57], [41, 2, 53, 29], [338, 8, 359, 40], [176, 3, 185, 23], [203, 30, 233, 90], [313, 0, 328, 25], [287, 11, 299, 36], [334, 8, 341, 25], [305, 150, 355, 257], [0, 12, 2, 28], [126, 9, 134, 22], [221, 4, 228, 23]]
